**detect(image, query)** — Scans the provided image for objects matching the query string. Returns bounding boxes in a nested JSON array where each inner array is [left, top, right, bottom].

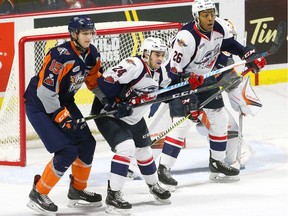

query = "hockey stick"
[[76, 81, 223, 123], [150, 76, 241, 145], [149, 21, 286, 97], [78, 21, 286, 124]]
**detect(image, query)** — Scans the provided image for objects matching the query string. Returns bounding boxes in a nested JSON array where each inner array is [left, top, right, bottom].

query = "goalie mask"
[[228, 76, 262, 116]]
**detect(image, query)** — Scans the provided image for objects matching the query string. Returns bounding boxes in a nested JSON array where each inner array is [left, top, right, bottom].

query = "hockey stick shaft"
[[76, 82, 221, 123], [150, 21, 286, 97], [151, 77, 240, 144]]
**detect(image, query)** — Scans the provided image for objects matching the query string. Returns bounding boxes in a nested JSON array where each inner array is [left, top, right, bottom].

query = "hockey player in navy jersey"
[[24, 15, 103, 214], [90, 37, 183, 215], [156, 0, 266, 189]]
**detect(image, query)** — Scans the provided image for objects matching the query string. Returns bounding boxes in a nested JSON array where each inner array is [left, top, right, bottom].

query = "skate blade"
[[105, 205, 131, 215], [27, 200, 57, 216], [209, 172, 240, 183], [158, 181, 176, 192], [67, 199, 102, 208], [152, 196, 171, 205]]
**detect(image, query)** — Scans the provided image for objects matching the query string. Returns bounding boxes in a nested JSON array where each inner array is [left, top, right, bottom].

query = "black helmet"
[[68, 15, 95, 34]]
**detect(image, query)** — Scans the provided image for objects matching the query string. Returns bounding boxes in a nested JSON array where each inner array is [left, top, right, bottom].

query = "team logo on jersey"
[[72, 66, 80, 73], [104, 76, 115, 84], [125, 59, 136, 65], [69, 74, 85, 93], [57, 47, 70, 55], [135, 85, 158, 94], [177, 39, 188, 47], [194, 45, 220, 69], [43, 74, 54, 86]]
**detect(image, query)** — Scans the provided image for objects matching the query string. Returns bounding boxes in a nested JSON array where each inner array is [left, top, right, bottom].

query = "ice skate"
[[26, 175, 58, 216], [67, 174, 102, 208], [105, 181, 132, 215], [148, 183, 171, 204], [209, 156, 240, 183], [157, 164, 178, 191]]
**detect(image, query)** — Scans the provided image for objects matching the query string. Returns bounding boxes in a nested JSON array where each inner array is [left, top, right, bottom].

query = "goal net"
[[0, 21, 182, 166]]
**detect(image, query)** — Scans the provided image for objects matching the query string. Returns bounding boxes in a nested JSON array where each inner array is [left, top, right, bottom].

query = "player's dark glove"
[[104, 99, 133, 119], [242, 45, 267, 74], [113, 102, 133, 119], [188, 73, 204, 90], [182, 94, 202, 123], [52, 107, 77, 132]]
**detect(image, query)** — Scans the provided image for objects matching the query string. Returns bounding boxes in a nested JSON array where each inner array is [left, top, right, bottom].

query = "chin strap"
[[73, 40, 87, 53]]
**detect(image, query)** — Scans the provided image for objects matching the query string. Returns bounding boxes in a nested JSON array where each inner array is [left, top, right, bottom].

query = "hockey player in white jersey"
[[90, 37, 184, 215], [195, 19, 261, 170], [156, 0, 266, 188]]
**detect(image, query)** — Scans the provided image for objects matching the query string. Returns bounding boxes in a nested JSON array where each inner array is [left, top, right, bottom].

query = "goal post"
[[0, 21, 182, 167]]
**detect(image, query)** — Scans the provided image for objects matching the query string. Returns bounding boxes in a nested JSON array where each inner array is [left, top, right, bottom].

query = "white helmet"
[[223, 18, 237, 39], [192, 0, 217, 21], [140, 37, 167, 57]]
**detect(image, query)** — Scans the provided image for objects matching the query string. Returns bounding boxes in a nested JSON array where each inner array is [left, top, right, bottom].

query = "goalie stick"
[[148, 21, 286, 97], [150, 76, 241, 145]]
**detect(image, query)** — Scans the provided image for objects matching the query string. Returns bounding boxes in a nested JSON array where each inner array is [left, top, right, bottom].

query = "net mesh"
[[0, 21, 181, 165]]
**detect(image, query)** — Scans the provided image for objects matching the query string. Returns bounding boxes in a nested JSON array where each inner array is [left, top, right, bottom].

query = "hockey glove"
[[188, 73, 204, 90], [113, 102, 133, 119], [242, 45, 267, 74], [182, 94, 202, 123], [52, 107, 77, 132], [104, 99, 133, 119]]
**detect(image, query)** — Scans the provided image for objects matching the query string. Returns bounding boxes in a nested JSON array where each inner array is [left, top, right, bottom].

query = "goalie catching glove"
[[242, 45, 267, 74], [228, 76, 262, 116], [52, 107, 77, 132]]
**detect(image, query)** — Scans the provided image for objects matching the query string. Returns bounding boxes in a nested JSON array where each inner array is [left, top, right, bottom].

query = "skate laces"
[[219, 161, 233, 170], [82, 190, 95, 197], [162, 167, 173, 178], [114, 191, 126, 202], [151, 183, 165, 193], [40, 194, 54, 205]]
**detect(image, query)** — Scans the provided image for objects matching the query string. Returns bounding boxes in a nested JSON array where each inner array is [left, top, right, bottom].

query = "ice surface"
[[0, 83, 287, 216]]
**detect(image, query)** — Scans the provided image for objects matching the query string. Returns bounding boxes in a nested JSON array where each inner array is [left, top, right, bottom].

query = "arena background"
[[0, 0, 287, 108]]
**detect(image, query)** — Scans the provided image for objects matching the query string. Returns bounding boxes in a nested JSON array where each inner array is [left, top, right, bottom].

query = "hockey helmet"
[[192, 0, 217, 21], [68, 15, 95, 34], [140, 37, 167, 57]]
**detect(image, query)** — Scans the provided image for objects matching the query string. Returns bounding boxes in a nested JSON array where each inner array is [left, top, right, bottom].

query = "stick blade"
[[269, 21, 287, 54]]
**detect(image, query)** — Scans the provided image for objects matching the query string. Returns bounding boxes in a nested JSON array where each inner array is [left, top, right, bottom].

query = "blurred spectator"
[[0, 0, 14, 15], [1, 0, 177, 15]]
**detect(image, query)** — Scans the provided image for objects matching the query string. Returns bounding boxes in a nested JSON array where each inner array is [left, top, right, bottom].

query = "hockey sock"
[[71, 157, 92, 191], [110, 154, 131, 191], [36, 160, 61, 195]]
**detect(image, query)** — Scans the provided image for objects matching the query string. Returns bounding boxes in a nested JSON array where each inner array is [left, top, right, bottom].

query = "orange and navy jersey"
[[24, 41, 101, 114]]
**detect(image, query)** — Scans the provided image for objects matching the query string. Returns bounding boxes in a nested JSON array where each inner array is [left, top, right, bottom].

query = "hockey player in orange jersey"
[[24, 15, 103, 215]]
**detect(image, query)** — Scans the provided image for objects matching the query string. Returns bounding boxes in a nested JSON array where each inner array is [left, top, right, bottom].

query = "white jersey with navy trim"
[[100, 55, 171, 125], [169, 17, 235, 77]]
